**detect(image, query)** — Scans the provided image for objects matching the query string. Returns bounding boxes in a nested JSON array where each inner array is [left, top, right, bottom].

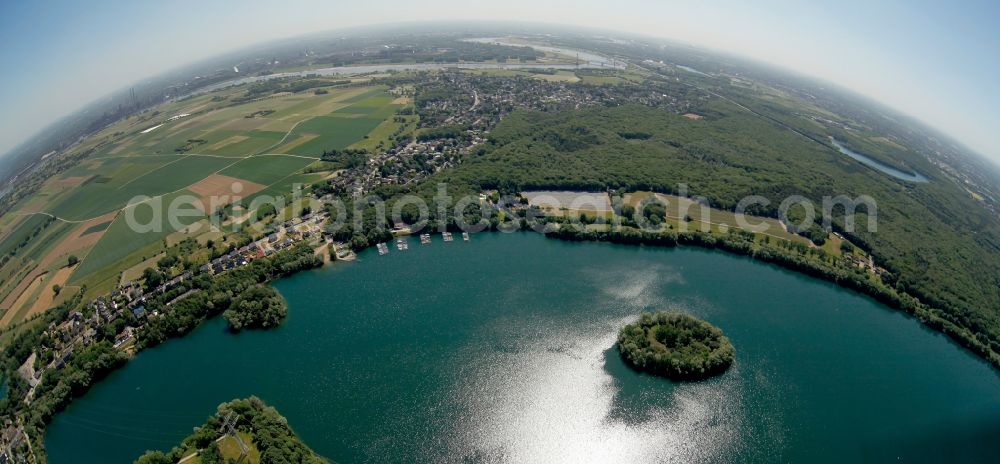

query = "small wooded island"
[[617, 311, 735, 381], [223, 285, 289, 331], [134, 396, 327, 464]]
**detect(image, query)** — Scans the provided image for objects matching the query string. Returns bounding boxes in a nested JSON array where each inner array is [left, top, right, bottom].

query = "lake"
[[676, 65, 710, 77], [45, 232, 1000, 463], [830, 137, 928, 182]]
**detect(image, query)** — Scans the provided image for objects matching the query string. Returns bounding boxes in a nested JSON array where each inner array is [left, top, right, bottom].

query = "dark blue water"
[[46, 233, 1000, 463]]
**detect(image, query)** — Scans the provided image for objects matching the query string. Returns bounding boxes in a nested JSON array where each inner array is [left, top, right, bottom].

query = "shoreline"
[[539, 226, 1000, 372], [26, 227, 1000, 461]]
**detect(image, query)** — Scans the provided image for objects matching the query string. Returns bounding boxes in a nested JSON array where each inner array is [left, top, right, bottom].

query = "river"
[[45, 233, 999, 463], [192, 38, 619, 97], [461, 38, 621, 69]]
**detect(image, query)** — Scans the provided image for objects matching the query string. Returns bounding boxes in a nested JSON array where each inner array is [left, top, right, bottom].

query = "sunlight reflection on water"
[[446, 327, 743, 463], [442, 264, 742, 463]]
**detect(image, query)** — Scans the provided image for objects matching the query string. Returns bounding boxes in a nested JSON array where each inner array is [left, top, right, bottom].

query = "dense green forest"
[[423, 102, 1000, 363]]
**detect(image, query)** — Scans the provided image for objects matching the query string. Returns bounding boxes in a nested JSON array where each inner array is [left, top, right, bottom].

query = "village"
[[4, 210, 332, 448], [327, 133, 486, 199], [325, 69, 707, 202]]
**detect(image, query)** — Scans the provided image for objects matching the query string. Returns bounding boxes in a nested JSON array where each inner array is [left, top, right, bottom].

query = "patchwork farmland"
[[0, 79, 410, 330]]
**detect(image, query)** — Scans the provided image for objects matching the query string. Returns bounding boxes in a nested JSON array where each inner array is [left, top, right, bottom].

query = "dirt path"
[[314, 244, 331, 264]]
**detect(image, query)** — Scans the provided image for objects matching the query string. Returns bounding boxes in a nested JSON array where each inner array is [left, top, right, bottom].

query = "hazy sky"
[[1, 0, 998, 161]]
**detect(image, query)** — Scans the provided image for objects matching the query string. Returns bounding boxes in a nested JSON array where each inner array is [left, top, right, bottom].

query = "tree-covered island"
[[617, 311, 735, 381]]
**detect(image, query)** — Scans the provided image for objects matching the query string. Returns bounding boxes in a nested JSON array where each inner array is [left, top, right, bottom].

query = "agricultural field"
[[218, 155, 318, 185], [282, 116, 384, 156], [46, 155, 238, 221], [0, 78, 407, 326]]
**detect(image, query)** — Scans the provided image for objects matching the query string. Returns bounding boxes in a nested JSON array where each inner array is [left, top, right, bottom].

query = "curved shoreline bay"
[[46, 233, 1000, 463]]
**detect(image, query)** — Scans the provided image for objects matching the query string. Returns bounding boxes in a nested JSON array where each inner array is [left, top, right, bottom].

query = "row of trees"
[[238, 78, 351, 102], [319, 148, 369, 169]]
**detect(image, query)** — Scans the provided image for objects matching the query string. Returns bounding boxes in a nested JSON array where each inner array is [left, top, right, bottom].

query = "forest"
[[419, 102, 1000, 365]]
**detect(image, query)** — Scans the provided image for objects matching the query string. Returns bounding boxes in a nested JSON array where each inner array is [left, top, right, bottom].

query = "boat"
[[443, 232, 454, 242], [377, 243, 389, 255], [462, 232, 470, 241], [420, 234, 431, 245]]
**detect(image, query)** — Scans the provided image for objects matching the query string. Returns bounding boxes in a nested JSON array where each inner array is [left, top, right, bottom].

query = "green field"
[[218, 155, 316, 185], [47, 155, 236, 221], [72, 190, 206, 282], [577, 74, 628, 85], [283, 116, 385, 156], [20, 221, 74, 264], [348, 113, 417, 152], [244, 173, 326, 206], [333, 93, 397, 117], [0, 214, 50, 257], [622, 192, 809, 244], [53, 86, 401, 281], [200, 130, 287, 157]]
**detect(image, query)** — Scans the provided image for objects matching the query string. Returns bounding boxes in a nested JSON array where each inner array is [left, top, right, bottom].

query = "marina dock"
[[378, 232, 473, 257]]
